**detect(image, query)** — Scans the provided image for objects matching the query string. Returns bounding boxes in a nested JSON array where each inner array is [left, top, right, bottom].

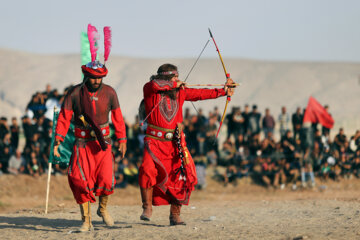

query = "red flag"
[[303, 96, 334, 129]]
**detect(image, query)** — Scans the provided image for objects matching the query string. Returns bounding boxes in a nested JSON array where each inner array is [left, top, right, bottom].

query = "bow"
[[208, 28, 232, 139]]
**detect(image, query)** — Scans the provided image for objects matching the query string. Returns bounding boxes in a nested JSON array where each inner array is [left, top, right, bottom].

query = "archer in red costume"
[[139, 63, 234, 225], [53, 24, 126, 232]]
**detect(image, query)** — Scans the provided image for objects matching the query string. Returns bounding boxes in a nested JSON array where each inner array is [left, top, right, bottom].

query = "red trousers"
[[139, 137, 196, 206], [68, 140, 115, 204]]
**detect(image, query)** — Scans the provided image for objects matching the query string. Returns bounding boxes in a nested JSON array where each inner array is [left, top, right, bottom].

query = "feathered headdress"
[[103, 26, 112, 64], [87, 24, 100, 62], [82, 24, 112, 78]]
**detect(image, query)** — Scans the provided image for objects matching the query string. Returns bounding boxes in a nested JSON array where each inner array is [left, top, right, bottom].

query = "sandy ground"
[[0, 173, 360, 240]]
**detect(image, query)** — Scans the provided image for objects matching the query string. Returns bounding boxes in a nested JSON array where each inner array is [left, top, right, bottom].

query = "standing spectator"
[[281, 130, 296, 162], [301, 147, 316, 188], [0, 133, 11, 173], [291, 107, 303, 140], [22, 116, 35, 149], [321, 105, 331, 136], [10, 117, 20, 152], [205, 116, 218, 153], [213, 106, 221, 122], [226, 107, 236, 140], [0, 117, 9, 140], [194, 108, 207, 130], [262, 108, 275, 138], [278, 106, 290, 138], [248, 105, 261, 135], [242, 104, 250, 138], [232, 107, 244, 139]]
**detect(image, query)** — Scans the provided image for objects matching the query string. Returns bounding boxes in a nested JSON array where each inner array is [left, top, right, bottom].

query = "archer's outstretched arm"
[[184, 87, 226, 102]]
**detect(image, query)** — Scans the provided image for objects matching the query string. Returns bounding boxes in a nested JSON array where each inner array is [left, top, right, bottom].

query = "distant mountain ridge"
[[0, 49, 359, 134]]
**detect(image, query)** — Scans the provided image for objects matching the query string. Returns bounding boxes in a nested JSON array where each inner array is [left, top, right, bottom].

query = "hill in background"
[[0, 49, 359, 135]]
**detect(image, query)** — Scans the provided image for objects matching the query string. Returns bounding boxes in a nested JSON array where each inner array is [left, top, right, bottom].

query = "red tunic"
[[139, 79, 225, 205], [55, 83, 126, 204]]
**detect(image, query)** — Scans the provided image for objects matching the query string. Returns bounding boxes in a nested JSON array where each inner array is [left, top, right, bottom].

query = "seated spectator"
[[237, 159, 251, 179], [194, 156, 207, 190], [224, 164, 238, 187], [339, 153, 352, 179], [116, 158, 138, 188], [282, 162, 299, 190], [352, 152, 360, 178], [218, 140, 235, 166], [349, 130, 360, 153], [261, 157, 280, 189], [27, 151, 43, 177], [320, 161, 331, 181], [8, 150, 26, 175], [334, 128, 347, 151], [206, 150, 218, 166]]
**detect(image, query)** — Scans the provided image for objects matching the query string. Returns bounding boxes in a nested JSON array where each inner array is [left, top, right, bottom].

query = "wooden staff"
[[45, 106, 56, 214]]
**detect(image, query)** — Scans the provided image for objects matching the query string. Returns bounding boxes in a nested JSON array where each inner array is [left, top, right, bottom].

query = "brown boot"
[[140, 187, 153, 221], [79, 202, 93, 232], [169, 204, 186, 226], [97, 195, 114, 226]]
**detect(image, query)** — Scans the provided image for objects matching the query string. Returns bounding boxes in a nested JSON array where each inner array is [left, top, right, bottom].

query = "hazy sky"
[[1, 0, 360, 62]]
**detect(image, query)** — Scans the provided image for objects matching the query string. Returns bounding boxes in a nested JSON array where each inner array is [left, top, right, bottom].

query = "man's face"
[[88, 78, 102, 90], [170, 74, 179, 82]]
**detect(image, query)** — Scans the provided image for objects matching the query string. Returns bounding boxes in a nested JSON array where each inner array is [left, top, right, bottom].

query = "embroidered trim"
[[159, 93, 178, 123], [153, 79, 173, 89], [145, 140, 168, 193], [56, 133, 65, 140], [148, 124, 174, 132], [77, 146, 86, 181], [159, 71, 178, 75]]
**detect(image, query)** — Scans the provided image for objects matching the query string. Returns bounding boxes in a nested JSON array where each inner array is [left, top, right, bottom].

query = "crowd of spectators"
[[0, 85, 359, 191]]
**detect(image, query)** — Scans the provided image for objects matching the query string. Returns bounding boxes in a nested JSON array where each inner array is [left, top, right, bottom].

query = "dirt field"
[[0, 173, 360, 239]]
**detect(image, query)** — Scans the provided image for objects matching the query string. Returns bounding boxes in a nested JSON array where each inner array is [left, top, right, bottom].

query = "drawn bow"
[[208, 28, 233, 139]]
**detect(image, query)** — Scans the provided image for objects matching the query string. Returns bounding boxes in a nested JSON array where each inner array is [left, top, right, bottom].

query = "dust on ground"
[[0, 173, 360, 239]]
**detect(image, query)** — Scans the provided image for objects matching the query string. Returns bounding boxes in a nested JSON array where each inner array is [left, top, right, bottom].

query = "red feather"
[[103, 26, 112, 63], [87, 24, 100, 62]]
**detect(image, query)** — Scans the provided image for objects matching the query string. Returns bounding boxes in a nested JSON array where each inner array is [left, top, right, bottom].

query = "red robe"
[[55, 83, 126, 204], [139, 79, 226, 205]]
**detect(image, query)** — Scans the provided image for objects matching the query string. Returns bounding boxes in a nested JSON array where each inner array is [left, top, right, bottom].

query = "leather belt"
[[75, 124, 110, 139], [146, 124, 175, 141]]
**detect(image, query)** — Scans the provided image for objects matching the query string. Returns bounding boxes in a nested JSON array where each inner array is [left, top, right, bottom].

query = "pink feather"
[[87, 24, 100, 62], [103, 26, 112, 63]]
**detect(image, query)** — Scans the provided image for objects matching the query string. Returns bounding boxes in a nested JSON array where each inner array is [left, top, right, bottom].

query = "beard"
[[164, 89, 178, 100], [86, 80, 102, 92]]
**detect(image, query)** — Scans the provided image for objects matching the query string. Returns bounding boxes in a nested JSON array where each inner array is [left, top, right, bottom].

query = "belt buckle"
[[164, 132, 173, 140], [90, 130, 96, 137]]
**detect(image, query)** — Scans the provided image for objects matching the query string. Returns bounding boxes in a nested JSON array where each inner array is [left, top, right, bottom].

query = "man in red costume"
[[139, 63, 235, 225], [54, 60, 127, 231]]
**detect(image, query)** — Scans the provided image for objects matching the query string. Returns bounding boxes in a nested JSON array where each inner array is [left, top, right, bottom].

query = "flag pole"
[[45, 106, 57, 214], [45, 164, 52, 214]]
